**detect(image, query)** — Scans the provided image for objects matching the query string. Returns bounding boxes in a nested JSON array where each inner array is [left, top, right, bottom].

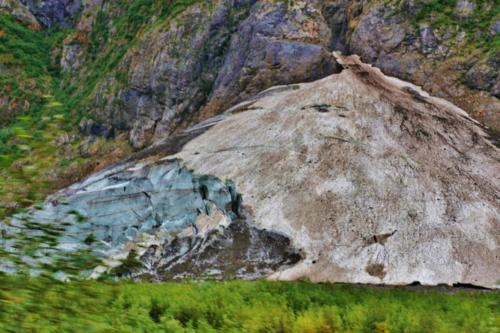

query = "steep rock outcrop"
[[86, 0, 339, 149], [113, 1, 257, 149], [51, 0, 498, 150], [20, 0, 80, 27], [201, 1, 339, 119], [348, 1, 500, 136]]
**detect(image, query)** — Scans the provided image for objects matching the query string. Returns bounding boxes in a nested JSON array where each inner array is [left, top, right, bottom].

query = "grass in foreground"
[[0, 276, 498, 333]]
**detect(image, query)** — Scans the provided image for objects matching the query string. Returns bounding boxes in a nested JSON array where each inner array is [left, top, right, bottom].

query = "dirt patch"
[[366, 263, 386, 279]]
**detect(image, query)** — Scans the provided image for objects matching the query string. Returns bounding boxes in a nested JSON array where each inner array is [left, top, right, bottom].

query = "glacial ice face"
[[1, 159, 240, 274], [1, 158, 299, 279]]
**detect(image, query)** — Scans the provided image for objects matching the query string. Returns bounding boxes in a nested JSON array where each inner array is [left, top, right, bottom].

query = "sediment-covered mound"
[[172, 54, 500, 288], [3, 55, 499, 288]]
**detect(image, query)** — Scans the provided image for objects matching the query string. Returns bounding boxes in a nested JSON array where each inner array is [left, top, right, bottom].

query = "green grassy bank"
[[0, 276, 498, 333]]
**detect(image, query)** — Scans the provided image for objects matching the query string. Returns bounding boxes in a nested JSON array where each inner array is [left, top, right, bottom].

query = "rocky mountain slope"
[[0, 1, 499, 287], [51, 0, 500, 149], [8, 0, 497, 147]]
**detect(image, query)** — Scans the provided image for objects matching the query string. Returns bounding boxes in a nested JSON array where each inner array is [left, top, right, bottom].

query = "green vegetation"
[[0, 276, 498, 333], [0, 211, 103, 279], [0, 15, 54, 124], [0, 15, 73, 216], [410, 0, 500, 53], [0, 85, 128, 217], [0, 94, 69, 211]]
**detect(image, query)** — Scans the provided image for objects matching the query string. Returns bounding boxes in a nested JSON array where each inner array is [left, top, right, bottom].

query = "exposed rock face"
[[60, 42, 83, 72], [75, 0, 100, 31], [465, 54, 500, 97], [89, 0, 339, 149], [0, 0, 40, 28], [5, 55, 498, 288], [201, 1, 339, 120], [20, 0, 80, 27], [115, 1, 257, 149], [348, 1, 500, 135], [72, 0, 498, 150], [455, 0, 476, 19]]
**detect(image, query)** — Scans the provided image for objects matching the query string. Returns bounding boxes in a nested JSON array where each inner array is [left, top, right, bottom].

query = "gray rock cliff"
[[20, 0, 80, 26], [66, 0, 498, 149]]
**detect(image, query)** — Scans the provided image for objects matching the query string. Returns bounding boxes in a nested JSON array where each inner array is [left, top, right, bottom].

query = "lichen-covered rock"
[[419, 24, 439, 56], [349, 4, 407, 63], [455, 0, 476, 19], [464, 54, 500, 97], [60, 41, 83, 72], [491, 20, 500, 36], [400, 0, 429, 17], [75, 0, 101, 31]]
